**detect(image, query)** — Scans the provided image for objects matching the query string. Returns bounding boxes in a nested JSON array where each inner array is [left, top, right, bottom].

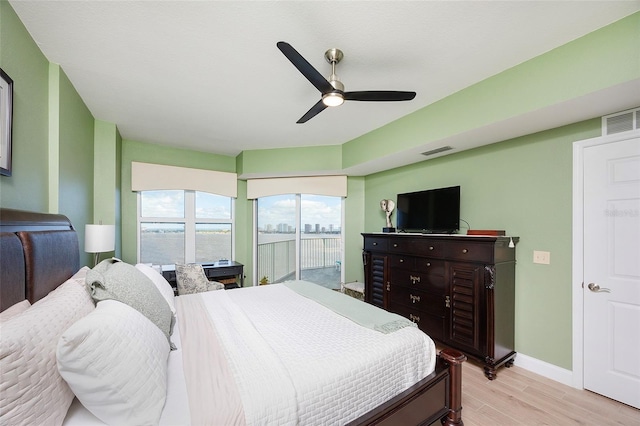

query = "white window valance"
[[247, 175, 347, 199], [131, 162, 237, 198]]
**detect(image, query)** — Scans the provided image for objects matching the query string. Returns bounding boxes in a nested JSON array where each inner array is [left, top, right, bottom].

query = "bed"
[[0, 208, 465, 426]]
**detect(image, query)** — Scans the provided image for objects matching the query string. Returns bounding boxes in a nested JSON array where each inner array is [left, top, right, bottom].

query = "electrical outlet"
[[533, 250, 551, 264]]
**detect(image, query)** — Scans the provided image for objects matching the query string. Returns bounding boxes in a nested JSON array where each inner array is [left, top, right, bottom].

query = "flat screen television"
[[396, 186, 460, 233]]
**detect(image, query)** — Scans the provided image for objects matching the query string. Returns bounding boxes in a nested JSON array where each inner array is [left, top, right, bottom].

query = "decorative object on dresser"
[[380, 199, 396, 233], [362, 232, 518, 379], [466, 230, 506, 236]]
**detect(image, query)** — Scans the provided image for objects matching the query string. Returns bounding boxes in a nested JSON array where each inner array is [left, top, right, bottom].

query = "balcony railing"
[[257, 236, 341, 286]]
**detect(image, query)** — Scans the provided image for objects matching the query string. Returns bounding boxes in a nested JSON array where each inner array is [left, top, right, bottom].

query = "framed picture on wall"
[[0, 68, 13, 177]]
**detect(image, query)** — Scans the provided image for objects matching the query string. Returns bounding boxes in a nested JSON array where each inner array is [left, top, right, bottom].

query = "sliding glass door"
[[256, 194, 296, 285], [256, 194, 342, 289]]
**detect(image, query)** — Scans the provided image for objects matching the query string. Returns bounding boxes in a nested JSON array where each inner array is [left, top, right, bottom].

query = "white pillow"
[[70, 265, 90, 285], [135, 263, 176, 317], [0, 299, 30, 323], [57, 300, 170, 426], [0, 274, 94, 426]]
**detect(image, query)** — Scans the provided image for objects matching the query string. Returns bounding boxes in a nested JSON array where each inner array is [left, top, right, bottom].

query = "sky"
[[140, 190, 342, 230], [258, 194, 341, 230], [141, 190, 231, 219]]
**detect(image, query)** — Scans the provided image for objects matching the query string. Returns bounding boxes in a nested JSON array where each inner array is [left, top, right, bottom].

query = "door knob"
[[588, 283, 611, 293]]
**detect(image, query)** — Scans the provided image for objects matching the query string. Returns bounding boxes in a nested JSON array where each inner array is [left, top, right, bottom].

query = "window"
[[256, 194, 342, 289], [138, 190, 234, 265]]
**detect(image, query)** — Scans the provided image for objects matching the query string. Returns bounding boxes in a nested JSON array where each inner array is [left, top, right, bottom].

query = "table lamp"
[[85, 223, 115, 266]]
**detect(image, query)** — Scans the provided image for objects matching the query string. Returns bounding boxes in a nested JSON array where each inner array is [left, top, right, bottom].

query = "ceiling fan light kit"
[[277, 41, 416, 123], [322, 92, 344, 107]]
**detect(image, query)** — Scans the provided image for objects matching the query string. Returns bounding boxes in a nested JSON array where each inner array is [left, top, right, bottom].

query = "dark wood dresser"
[[362, 233, 518, 379]]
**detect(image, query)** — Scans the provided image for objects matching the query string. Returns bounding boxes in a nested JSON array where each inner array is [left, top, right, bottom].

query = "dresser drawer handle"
[[410, 275, 421, 285], [399, 259, 404, 263], [425, 262, 431, 267], [429, 246, 434, 250], [410, 294, 421, 304], [410, 314, 421, 323], [393, 243, 398, 248], [372, 242, 377, 246], [445, 295, 451, 308], [462, 248, 468, 254]]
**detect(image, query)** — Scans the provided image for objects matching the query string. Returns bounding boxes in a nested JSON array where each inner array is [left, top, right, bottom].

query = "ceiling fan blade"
[[277, 41, 333, 94], [344, 91, 416, 102], [297, 100, 328, 124]]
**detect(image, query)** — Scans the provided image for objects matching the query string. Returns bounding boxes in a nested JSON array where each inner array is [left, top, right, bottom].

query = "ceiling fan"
[[277, 41, 417, 123]]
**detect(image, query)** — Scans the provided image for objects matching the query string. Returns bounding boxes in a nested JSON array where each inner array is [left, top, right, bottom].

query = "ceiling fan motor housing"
[[329, 79, 344, 91]]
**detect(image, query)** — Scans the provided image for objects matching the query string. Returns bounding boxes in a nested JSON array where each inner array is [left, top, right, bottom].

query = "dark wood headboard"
[[0, 208, 80, 311]]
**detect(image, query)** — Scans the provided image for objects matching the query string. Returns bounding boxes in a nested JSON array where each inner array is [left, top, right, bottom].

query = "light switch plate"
[[533, 250, 551, 264]]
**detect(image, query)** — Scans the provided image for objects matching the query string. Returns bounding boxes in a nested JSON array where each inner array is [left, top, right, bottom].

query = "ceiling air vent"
[[603, 107, 639, 136], [421, 146, 453, 157]]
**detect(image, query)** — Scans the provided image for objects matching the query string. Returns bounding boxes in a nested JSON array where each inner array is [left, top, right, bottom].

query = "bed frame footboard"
[[349, 348, 466, 426]]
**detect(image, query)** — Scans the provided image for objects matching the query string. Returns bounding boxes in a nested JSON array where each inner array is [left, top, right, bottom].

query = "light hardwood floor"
[[455, 358, 639, 426]]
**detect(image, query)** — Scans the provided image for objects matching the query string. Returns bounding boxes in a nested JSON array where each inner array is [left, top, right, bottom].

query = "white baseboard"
[[513, 353, 574, 387]]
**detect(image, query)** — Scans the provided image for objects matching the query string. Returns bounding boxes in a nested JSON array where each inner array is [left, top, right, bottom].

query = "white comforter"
[[178, 283, 436, 425], [64, 283, 436, 425]]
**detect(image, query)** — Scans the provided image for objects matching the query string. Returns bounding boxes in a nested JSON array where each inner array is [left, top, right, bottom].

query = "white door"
[[583, 135, 640, 409]]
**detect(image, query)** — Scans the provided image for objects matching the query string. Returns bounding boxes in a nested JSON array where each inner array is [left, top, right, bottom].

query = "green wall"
[[55, 65, 95, 266], [94, 120, 122, 258], [0, 1, 49, 211], [0, 2, 112, 267], [344, 176, 365, 285], [362, 119, 601, 369], [234, 179, 252, 284], [239, 145, 343, 177]]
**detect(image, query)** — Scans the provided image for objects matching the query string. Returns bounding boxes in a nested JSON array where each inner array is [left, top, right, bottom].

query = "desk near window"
[[162, 261, 244, 291]]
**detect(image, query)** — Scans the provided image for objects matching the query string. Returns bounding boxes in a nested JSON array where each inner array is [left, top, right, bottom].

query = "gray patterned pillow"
[[175, 264, 224, 295], [86, 259, 175, 349]]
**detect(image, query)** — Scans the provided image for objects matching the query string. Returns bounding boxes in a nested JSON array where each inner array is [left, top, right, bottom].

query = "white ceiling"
[[9, 1, 640, 174]]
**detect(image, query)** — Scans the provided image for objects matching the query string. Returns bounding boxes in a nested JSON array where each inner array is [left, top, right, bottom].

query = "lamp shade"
[[84, 224, 115, 253]]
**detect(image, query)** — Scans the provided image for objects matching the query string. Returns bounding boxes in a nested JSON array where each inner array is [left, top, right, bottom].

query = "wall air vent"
[[603, 107, 639, 136], [421, 146, 453, 157]]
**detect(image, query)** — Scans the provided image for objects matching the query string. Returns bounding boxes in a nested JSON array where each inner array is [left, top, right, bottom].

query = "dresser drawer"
[[392, 304, 445, 341], [364, 237, 388, 251], [388, 255, 415, 270], [387, 238, 446, 258], [414, 259, 445, 277], [390, 285, 445, 316], [390, 265, 447, 294], [445, 241, 494, 263]]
